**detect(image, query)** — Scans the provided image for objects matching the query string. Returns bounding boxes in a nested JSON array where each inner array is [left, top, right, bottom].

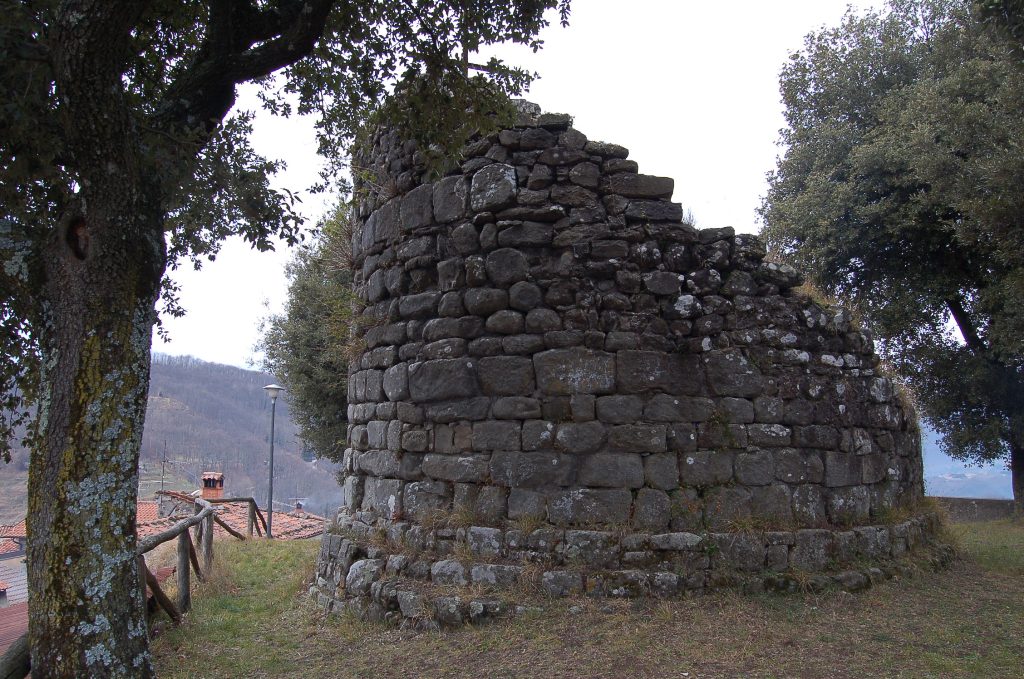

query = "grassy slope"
[[152, 521, 1024, 679]]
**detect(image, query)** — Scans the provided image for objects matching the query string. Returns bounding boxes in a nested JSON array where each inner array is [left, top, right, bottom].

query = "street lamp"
[[263, 383, 284, 538]]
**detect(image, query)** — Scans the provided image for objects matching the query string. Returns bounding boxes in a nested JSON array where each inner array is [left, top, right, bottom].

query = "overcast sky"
[[152, 0, 885, 368]]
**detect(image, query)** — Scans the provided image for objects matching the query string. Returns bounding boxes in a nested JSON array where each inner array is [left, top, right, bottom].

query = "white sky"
[[153, 0, 884, 369]]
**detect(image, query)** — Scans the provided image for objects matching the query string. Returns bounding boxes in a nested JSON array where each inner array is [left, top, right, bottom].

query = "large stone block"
[[633, 488, 671, 531], [407, 358, 479, 402], [791, 484, 828, 526], [425, 397, 491, 423], [679, 450, 733, 486], [478, 356, 535, 395], [522, 420, 557, 450], [433, 176, 467, 223], [490, 451, 575, 487], [644, 453, 680, 490], [827, 485, 870, 524], [471, 163, 517, 212], [616, 351, 701, 395], [751, 484, 793, 525], [383, 363, 409, 401], [463, 287, 509, 315], [774, 449, 824, 484], [791, 529, 832, 571], [485, 248, 530, 286], [704, 348, 764, 398], [534, 348, 617, 395], [421, 316, 485, 342], [595, 395, 644, 423], [362, 477, 404, 517], [507, 488, 547, 518], [508, 281, 543, 311], [735, 450, 774, 485], [577, 452, 644, 488], [624, 200, 683, 222], [554, 421, 606, 453], [421, 454, 490, 483], [373, 197, 401, 245], [703, 485, 752, 530], [473, 421, 522, 451], [548, 488, 632, 526], [346, 559, 385, 596], [400, 183, 434, 232], [644, 395, 714, 422], [431, 559, 468, 586], [498, 222, 554, 247], [711, 533, 765, 572], [403, 480, 451, 521], [825, 451, 863, 487], [608, 424, 668, 453], [492, 396, 543, 420], [600, 173, 674, 199]]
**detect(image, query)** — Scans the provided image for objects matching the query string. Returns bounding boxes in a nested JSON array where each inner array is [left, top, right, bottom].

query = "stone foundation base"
[[310, 511, 952, 629]]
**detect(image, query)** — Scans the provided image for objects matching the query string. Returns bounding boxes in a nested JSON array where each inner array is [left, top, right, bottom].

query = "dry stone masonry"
[[313, 101, 945, 626]]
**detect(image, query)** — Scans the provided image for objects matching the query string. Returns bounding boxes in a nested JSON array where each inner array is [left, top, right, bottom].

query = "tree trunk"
[[24, 5, 169, 675], [27, 182, 165, 675], [1011, 437, 1023, 519]]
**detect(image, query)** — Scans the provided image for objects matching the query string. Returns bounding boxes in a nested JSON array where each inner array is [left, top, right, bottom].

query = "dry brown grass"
[[153, 520, 1024, 678]]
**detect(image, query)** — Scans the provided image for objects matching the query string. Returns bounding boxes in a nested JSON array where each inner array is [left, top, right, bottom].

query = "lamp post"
[[263, 383, 284, 538]]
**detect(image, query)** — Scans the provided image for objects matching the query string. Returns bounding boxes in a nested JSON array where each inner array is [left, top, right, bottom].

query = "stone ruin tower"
[[313, 101, 943, 625]]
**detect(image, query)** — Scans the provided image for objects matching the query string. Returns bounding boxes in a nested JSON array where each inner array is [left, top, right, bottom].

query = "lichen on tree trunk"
[[27, 192, 165, 676]]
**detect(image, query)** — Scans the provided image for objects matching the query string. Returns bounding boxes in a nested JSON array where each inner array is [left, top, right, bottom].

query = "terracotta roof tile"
[[136, 500, 161, 523], [136, 516, 180, 540], [0, 539, 21, 557], [0, 521, 26, 539], [0, 602, 29, 657], [158, 490, 325, 541]]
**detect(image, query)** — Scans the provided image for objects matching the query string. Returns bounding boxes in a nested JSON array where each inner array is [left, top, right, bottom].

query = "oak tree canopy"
[[761, 0, 1024, 511]]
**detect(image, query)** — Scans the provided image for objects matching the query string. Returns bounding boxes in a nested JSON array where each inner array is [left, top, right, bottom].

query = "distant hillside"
[[141, 354, 343, 516], [0, 354, 344, 524], [921, 426, 1013, 500]]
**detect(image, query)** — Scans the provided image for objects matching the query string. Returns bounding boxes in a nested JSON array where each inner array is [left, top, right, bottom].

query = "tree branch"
[[945, 296, 986, 352], [152, 0, 335, 141]]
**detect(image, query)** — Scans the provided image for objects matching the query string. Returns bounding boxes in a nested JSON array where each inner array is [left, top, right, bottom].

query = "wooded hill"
[[0, 354, 343, 524]]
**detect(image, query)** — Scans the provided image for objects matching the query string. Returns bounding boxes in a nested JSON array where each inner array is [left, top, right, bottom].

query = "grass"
[[152, 520, 1024, 678]]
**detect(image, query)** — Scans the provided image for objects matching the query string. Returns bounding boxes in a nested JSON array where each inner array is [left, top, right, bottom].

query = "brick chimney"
[[201, 472, 224, 501]]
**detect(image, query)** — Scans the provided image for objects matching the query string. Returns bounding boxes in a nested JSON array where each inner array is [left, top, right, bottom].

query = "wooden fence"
[[1, 497, 267, 679]]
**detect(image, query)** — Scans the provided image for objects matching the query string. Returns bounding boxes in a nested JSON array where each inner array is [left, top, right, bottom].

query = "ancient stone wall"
[[312, 102, 937, 623], [340, 101, 922, 533]]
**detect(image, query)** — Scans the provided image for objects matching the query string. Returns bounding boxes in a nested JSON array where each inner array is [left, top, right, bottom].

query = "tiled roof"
[[0, 602, 29, 657], [136, 515, 180, 541], [0, 521, 26, 539], [137, 500, 161, 523], [158, 490, 325, 541], [0, 539, 21, 557], [0, 580, 7, 591]]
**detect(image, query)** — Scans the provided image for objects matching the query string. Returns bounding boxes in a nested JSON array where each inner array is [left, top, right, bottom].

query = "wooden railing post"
[[247, 500, 255, 538], [201, 512, 214, 574], [176, 531, 191, 613]]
